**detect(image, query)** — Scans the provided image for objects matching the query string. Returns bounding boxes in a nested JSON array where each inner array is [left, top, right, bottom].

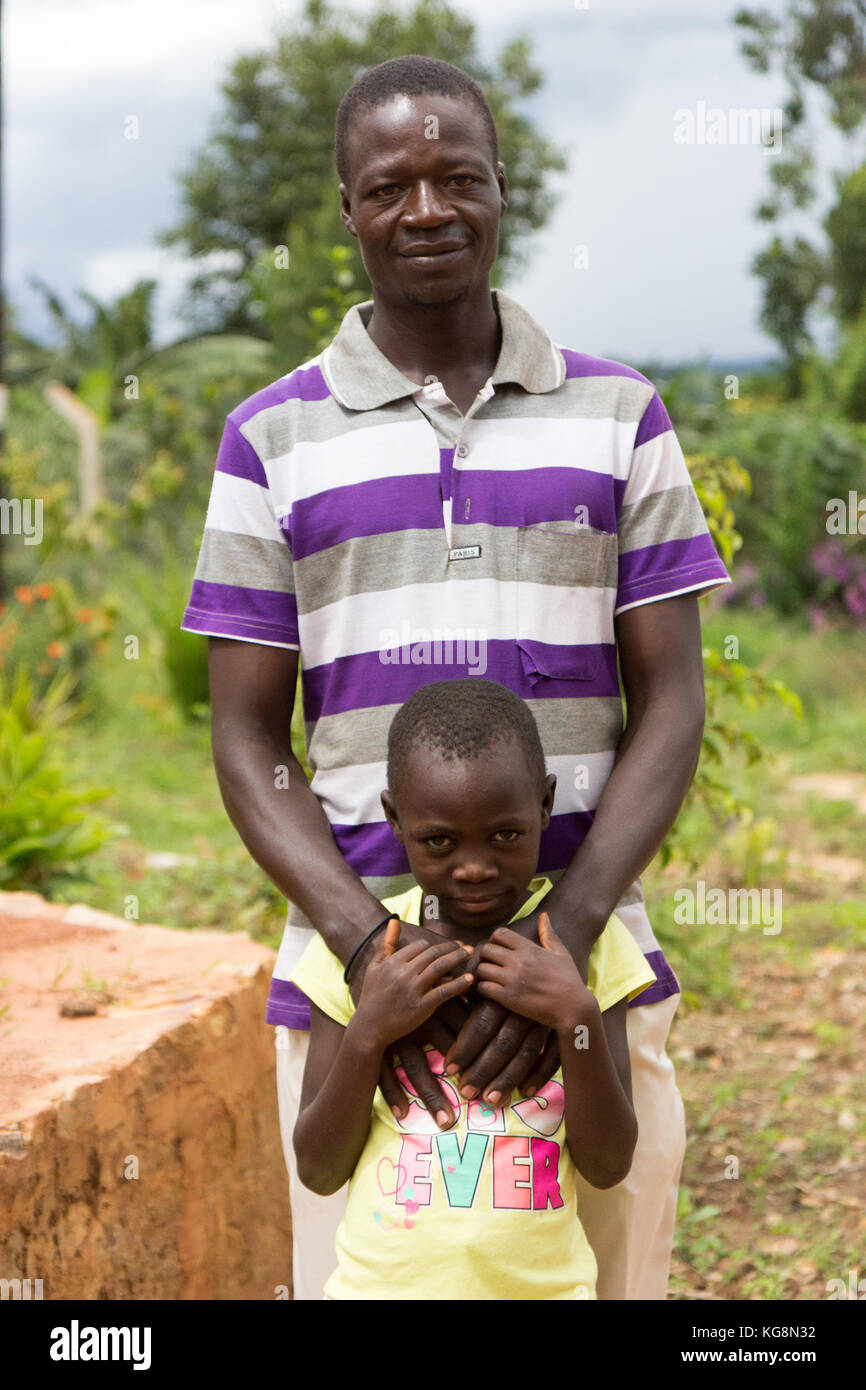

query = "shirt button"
[[456, 443, 468, 458]]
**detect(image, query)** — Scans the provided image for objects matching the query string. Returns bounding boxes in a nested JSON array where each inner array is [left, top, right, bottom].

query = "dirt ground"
[[667, 930, 865, 1300]]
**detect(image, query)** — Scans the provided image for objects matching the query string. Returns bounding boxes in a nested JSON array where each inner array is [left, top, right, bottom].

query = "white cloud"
[[8, 0, 827, 361]]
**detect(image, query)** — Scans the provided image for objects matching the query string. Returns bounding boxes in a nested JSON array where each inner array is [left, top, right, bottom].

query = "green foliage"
[[122, 555, 211, 721], [308, 245, 368, 349], [825, 163, 866, 324], [20, 278, 158, 418], [677, 644, 802, 865], [833, 305, 866, 421], [687, 452, 751, 570], [1, 427, 77, 577], [0, 579, 117, 703], [682, 400, 866, 613], [734, 2, 866, 389], [750, 236, 827, 396], [249, 237, 368, 359], [158, 0, 567, 352], [0, 667, 112, 893], [660, 451, 803, 867]]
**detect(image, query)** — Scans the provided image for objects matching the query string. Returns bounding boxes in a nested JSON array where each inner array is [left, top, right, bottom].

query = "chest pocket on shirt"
[[515, 522, 614, 682]]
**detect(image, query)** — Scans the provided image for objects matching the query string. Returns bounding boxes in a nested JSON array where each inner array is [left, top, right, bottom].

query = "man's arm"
[[542, 589, 706, 963], [445, 591, 706, 1102], [208, 636, 467, 1123], [208, 638, 388, 956]]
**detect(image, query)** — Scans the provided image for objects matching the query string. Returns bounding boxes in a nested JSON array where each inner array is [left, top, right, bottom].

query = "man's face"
[[339, 92, 508, 306]]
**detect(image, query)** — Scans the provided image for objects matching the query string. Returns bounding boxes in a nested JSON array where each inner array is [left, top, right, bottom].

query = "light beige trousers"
[[275, 991, 686, 1301]]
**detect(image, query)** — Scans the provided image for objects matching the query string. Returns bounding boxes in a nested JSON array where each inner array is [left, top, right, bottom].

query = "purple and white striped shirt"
[[181, 289, 731, 1027]]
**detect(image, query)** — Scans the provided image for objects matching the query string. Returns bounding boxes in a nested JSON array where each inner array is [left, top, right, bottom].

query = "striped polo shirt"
[[181, 288, 731, 1028]]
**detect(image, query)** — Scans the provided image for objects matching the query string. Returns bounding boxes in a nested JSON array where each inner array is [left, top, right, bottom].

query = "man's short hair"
[[386, 678, 547, 808], [334, 54, 499, 187]]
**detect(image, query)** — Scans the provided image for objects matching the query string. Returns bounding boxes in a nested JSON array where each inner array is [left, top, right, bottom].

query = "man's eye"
[[450, 175, 477, 186], [494, 830, 520, 843], [373, 184, 400, 197]]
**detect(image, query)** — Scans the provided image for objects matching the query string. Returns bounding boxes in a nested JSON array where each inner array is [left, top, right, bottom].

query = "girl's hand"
[[355, 918, 475, 1050], [475, 911, 593, 1035]]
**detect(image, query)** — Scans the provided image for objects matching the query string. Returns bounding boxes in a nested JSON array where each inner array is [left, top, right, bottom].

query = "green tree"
[[750, 236, 827, 396], [20, 277, 158, 421], [825, 162, 866, 324], [159, 0, 567, 361], [734, 1, 866, 392]]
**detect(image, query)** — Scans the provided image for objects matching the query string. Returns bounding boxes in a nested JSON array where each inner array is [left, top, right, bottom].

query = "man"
[[182, 54, 731, 1300]]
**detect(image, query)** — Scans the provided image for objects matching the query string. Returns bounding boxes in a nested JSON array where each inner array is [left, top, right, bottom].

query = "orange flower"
[[45, 640, 67, 659], [14, 586, 34, 605], [35, 583, 55, 600], [75, 608, 96, 624]]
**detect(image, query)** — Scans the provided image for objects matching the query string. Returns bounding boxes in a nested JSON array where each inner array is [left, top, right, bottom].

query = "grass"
[[48, 631, 288, 946]]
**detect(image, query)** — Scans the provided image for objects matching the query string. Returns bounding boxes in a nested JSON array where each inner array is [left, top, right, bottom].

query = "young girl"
[[290, 679, 656, 1299]]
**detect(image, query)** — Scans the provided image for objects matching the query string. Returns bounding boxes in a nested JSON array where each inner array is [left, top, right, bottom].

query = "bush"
[[0, 579, 117, 703], [834, 308, 866, 422], [683, 405, 866, 615], [660, 450, 803, 868], [0, 667, 111, 893]]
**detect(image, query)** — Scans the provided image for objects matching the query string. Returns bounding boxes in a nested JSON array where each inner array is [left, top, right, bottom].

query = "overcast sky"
[[5, 0, 847, 366]]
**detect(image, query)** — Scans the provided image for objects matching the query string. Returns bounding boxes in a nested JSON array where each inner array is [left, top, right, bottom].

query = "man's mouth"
[[399, 244, 469, 264]]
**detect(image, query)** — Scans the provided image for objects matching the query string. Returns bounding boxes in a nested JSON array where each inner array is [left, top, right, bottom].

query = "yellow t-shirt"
[[290, 876, 657, 1301]]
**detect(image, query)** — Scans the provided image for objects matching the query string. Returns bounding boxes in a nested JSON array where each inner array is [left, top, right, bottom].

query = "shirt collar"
[[321, 288, 566, 411]]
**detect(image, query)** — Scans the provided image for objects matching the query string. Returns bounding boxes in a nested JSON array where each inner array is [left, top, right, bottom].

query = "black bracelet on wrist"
[[343, 915, 395, 984]]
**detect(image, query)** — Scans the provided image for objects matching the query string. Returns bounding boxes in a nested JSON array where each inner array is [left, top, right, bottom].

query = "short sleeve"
[[586, 913, 657, 1013], [615, 389, 732, 615], [380, 887, 424, 926], [180, 414, 299, 649], [290, 934, 353, 1027]]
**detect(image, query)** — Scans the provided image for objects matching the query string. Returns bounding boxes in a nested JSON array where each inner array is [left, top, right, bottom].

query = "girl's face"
[[381, 738, 556, 936]]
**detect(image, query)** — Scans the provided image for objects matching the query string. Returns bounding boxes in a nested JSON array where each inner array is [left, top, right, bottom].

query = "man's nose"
[[402, 180, 458, 224]]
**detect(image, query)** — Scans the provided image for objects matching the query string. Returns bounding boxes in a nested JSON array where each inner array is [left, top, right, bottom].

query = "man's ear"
[[338, 183, 358, 237], [496, 161, 509, 213]]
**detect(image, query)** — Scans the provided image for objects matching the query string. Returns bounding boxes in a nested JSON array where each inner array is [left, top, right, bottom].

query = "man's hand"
[[441, 903, 599, 1107], [348, 912, 476, 1127], [350, 903, 597, 1123], [354, 919, 473, 1052], [476, 913, 591, 1034]]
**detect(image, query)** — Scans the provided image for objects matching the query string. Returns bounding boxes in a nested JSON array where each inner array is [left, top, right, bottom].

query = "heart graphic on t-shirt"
[[377, 1157, 408, 1198], [404, 1199, 420, 1216]]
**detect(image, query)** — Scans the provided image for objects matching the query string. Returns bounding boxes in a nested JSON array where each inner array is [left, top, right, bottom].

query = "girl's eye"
[[494, 830, 519, 843], [427, 836, 452, 849]]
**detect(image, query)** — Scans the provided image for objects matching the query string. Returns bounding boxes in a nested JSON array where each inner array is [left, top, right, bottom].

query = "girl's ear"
[[380, 788, 404, 842], [541, 772, 557, 828]]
